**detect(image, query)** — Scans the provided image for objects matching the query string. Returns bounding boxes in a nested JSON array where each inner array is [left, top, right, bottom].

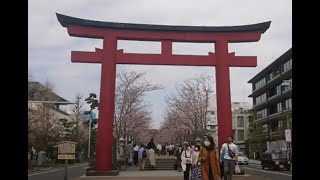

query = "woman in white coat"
[[181, 144, 192, 180], [147, 148, 156, 168]]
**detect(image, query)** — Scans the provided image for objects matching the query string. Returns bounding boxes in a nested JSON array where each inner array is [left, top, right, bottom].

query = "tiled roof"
[[28, 81, 70, 103]]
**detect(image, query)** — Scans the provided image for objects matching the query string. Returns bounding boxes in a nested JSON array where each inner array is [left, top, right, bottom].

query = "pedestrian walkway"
[[28, 162, 88, 175], [78, 170, 252, 180]]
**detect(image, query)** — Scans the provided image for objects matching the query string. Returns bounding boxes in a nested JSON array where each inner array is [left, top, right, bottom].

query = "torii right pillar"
[[214, 39, 258, 149]]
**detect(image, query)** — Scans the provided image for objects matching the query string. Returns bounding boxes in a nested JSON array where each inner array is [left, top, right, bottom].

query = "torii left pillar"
[[95, 36, 118, 173], [73, 36, 119, 175]]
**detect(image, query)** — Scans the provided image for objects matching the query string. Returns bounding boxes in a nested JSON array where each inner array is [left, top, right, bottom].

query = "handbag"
[[235, 164, 241, 174], [191, 162, 202, 180], [185, 151, 191, 164]]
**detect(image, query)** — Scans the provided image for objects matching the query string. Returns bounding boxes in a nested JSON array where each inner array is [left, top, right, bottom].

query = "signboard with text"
[[54, 141, 77, 180], [56, 141, 77, 154], [55, 141, 77, 160], [58, 154, 76, 160], [285, 129, 291, 143]]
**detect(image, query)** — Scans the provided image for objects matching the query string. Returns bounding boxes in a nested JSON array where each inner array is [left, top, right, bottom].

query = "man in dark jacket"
[[147, 139, 156, 150]]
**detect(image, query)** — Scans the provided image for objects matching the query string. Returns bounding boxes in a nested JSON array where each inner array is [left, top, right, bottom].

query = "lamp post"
[[83, 110, 94, 159], [84, 93, 99, 160], [88, 112, 92, 159], [119, 137, 125, 157]]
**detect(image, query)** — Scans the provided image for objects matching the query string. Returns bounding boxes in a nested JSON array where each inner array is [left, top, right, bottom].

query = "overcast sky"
[[28, 0, 292, 129]]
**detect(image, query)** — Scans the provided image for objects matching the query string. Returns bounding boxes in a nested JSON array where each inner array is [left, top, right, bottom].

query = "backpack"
[[142, 149, 147, 158]]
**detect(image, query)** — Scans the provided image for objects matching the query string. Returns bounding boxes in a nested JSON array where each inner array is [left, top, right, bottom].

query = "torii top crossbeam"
[[57, 13, 270, 66], [56, 13, 270, 173]]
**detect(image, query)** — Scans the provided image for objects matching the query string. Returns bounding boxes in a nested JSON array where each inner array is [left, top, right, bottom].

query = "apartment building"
[[247, 48, 292, 159], [231, 102, 253, 154]]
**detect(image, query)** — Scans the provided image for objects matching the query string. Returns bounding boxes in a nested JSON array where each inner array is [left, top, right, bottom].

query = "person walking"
[[220, 136, 238, 180], [191, 144, 202, 180], [138, 144, 146, 170], [176, 145, 183, 172], [181, 144, 192, 180], [198, 135, 220, 180], [133, 144, 139, 166]]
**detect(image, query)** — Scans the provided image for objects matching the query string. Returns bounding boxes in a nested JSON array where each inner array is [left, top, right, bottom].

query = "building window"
[[275, 69, 280, 76], [276, 85, 281, 95], [255, 93, 267, 104], [285, 98, 292, 109], [268, 71, 274, 81], [262, 124, 268, 133], [277, 102, 282, 112], [255, 78, 266, 90], [283, 59, 292, 72], [238, 130, 245, 141], [257, 108, 268, 119], [278, 120, 283, 130], [282, 79, 292, 92], [237, 116, 244, 127]]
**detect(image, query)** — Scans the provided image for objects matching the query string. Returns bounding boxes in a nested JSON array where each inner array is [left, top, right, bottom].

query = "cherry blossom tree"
[[114, 71, 162, 144], [157, 74, 215, 145]]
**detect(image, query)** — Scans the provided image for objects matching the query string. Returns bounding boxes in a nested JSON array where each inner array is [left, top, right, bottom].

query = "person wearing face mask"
[[191, 145, 202, 180], [181, 144, 192, 180], [198, 135, 220, 180]]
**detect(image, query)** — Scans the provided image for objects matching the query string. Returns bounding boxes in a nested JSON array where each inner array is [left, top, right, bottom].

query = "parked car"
[[236, 152, 248, 165], [261, 152, 291, 171]]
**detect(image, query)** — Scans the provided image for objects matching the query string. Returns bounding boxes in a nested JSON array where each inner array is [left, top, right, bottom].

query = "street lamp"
[[88, 115, 92, 159], [119, 137, 125, 146]]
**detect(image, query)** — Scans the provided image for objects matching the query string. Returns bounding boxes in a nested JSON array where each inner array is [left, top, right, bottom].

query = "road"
[[28, 163, 292, 180], [239, 163, 292, 180], [28, 163, 87, 180]]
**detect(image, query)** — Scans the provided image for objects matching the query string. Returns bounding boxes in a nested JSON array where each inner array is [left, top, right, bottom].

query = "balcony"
[[249, 66, 292, 98], [249, 130, 285, 141], [268, 93, 281, 101], [269, 130, 285, 140], [256, 115, 268, 123], [268, 111, 282, 120], [252, 99, 268, 109], [252, 88, 291, 113], [267, 74, 281, 86], [282, 108, 292, 114], [252, 132, 269, 140], [281, 66, 292, 79]]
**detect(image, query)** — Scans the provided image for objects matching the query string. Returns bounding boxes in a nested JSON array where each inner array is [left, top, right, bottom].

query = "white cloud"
[[28, 0, 292, 129]]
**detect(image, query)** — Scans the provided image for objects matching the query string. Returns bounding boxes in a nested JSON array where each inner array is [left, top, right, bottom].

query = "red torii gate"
[[57, 13, 270, 173]]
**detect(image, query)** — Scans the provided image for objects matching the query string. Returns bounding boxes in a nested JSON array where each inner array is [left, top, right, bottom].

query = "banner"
[[285, 129, 291, 143]]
